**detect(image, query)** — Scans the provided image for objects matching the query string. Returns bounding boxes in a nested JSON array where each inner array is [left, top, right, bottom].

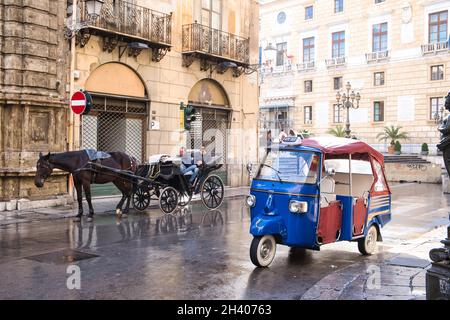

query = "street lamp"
[[336, 82, 361, 138], [434, 106, 445, 124], [65, 0, 104, 39]]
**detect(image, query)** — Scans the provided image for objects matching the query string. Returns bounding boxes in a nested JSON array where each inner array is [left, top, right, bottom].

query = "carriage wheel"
[[159, 187, 179, 214], [201, 175, 224, 209], [178, 191, 192, 207], [132, 186, 151, 211]]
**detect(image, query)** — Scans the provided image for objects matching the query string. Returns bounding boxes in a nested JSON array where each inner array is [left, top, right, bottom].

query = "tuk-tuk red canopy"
[[300, 137, 385, 165]]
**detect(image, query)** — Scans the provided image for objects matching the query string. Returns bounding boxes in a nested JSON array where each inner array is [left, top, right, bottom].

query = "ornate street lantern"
[[85, 0, 104, 19], [336, 82, 361, 138]]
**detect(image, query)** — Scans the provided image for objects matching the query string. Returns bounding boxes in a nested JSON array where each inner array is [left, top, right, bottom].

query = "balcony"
[[421, 41, 449, 55], [297, 61, 315, 72], [76, 0, 172, 61], [182, 23, 250, 76], [260, 64, 293, 76], [325, 56, 346, 68], [365, 50, 389, 63], [260, 119, 293, 130]]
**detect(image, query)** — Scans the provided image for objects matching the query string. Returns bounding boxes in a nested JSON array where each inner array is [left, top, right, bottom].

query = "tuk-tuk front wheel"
[[250, 235, 277, 268], [358, 225, 378, 256]]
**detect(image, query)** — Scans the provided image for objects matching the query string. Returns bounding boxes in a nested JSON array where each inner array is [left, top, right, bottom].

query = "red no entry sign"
[[70, 91, 87, 115]]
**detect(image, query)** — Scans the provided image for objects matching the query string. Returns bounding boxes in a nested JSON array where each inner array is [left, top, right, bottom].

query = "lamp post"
[[336, 82, 361, 138], [434, 106, 445, 125]]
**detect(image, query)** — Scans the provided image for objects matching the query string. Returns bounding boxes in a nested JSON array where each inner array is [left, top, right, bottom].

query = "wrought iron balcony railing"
[[260, 119, 294, 130], [421, 41, 449, 55], [325, 56, 346, 68], [76, 0, 172, 60], [182, 23, 250, 67], [365, 50, 389, 62]]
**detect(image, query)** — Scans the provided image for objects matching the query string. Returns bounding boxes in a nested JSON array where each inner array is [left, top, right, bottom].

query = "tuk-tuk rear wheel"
[[250, 235, 277, 268], [358, 225, 378, 256]]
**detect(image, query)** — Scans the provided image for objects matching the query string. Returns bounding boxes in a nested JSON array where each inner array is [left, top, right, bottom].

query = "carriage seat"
[[320, 176, 337, 208], [85, 149, 111, 161]]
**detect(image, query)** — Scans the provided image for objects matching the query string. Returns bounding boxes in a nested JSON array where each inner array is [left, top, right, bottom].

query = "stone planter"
[[394, 151, 401, 155], [421, 151, 429, 156], [388, 145, 395, 154]]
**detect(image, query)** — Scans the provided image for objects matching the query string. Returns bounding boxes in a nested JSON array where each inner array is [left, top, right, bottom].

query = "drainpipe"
[[67, 0, 78, 197]]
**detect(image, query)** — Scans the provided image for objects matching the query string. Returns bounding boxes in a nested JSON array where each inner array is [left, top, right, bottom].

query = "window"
[[304, 80, 313, 93], [431, 65, 444, 80], [257, 150, 319, 184], [374, 72, 385, 86], [332, 31, 345, 58], [373, 22, 388, 52], [334, 77, 343, 90], [304, 106, 312, 124], [375, 0, 385, 3], [374, 101, 384, 122], [201, 0, 222, 29], [333, 104, 343, 123], [303, 37, 315, 62], [276, 42, 287, 66], [305, 6, 313, 20], [429, 11, 448, 43], [335, 0, 343, 13], [430, 97, 444, 120]]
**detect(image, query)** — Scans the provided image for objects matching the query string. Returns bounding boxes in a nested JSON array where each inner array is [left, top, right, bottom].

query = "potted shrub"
[[394, 141, 402, 155], [298, 129, 313, 139], [327, 125, 346, 137], [377, 125, 409, 154], [421, 143, 429, 156]]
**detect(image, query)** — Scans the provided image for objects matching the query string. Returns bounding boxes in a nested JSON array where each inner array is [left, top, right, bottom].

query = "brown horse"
[[35, 151, 138, 222]]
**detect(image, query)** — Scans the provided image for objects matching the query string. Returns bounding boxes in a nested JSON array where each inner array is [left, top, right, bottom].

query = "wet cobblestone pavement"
[[0, 183, 448, 299]]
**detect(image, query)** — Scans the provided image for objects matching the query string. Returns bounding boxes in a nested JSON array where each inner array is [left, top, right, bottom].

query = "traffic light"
[[183, 104, 196, 130]]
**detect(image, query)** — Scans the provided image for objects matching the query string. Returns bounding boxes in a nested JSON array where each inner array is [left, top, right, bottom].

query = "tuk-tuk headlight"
[[246, 195, 256, 207], [289, 200, 308, 214]]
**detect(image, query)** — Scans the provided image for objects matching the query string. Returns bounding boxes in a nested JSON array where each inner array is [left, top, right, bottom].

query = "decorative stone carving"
[[401, 2, 412, 24], [102, 37, 119, 52]]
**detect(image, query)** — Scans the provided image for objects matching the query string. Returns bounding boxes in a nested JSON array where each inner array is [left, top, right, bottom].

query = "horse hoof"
[[87, 215, 94, 222], [116, 209, 122, 216], [122, 213, 128, 219], [73, 216, 81, 223]]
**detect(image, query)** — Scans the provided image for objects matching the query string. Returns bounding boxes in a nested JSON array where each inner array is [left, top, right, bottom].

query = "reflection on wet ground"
[[0, 183, 448, 299]]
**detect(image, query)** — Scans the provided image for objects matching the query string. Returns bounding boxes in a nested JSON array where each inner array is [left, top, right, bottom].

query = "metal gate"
[[81, 94, 148, 196], [187, 107, 230, 184]]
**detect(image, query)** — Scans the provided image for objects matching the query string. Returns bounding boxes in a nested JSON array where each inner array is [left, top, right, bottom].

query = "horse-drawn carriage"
[[35, 149, 225, 220], [87, 150, 224, 214]]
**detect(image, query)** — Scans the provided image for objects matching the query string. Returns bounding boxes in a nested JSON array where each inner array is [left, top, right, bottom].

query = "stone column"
[[0, 0, 70, 208]]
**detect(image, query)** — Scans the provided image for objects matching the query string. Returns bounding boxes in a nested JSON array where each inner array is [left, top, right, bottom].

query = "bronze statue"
[[437, 92, 450, 176], [427, 92, 450, 300]]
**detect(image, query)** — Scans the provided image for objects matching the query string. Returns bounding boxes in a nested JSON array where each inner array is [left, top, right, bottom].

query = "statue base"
[[426, 262, 450, 300], [426, 223, 450, 300]]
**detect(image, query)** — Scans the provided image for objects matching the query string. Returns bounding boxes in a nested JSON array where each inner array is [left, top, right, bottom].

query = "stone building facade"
[[259, 0, 450, 154], [0, 0, 69, 208], [73, 0, 259, 192], [0, 0, 259, 205]]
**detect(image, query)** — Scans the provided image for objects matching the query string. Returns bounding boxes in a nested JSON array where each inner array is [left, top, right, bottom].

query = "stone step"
[[384, 155, 431, 164]]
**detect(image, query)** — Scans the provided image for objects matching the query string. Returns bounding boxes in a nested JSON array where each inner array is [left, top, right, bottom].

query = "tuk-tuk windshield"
[[257, 150, 320, 184]]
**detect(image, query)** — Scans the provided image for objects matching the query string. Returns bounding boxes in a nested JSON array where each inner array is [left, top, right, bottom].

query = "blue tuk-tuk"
[[246, 136, 392, 267]]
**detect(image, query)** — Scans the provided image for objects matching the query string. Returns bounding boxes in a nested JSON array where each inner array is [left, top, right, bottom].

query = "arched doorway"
[[187, 79, 231, 184], [82, 62, 148, 196]]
